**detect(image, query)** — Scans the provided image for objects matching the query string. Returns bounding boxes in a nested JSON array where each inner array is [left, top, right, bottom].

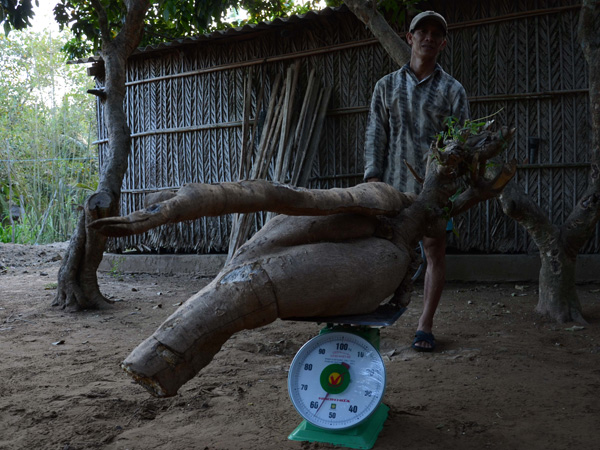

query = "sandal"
[[412, 330, 436, 352]]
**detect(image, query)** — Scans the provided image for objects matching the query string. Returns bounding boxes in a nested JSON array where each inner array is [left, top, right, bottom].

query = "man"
[[363, 11, 470, 352]]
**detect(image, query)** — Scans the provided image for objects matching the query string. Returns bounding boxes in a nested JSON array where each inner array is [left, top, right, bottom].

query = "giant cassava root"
[[91, 126, 516, 397]]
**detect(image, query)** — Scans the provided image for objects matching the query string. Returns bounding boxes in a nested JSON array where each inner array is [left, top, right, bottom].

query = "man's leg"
[[414, 234, 446, 350]]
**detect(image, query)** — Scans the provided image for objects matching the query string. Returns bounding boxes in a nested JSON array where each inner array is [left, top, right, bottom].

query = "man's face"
[[407, 20, 447, 59]]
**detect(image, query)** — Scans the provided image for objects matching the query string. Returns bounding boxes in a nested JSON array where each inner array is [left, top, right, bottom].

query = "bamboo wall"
[[95, 1, 597, 255]]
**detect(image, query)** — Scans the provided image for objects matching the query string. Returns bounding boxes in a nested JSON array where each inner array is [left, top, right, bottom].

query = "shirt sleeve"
[[453, 84, 471, 123], [363, 79, 389, 181]]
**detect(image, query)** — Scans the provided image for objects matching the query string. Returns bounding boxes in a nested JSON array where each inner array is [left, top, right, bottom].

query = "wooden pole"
[[299, 86, 332, 187]]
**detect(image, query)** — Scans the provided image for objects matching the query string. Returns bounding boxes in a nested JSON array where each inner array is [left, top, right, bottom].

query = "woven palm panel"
[[179, 55, 194, 248], [107, 51, 238, 251], [315, 39, 395, 189]]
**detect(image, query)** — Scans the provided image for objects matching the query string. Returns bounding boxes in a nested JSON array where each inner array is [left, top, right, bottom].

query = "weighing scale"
[[286, 304, 406, 449]]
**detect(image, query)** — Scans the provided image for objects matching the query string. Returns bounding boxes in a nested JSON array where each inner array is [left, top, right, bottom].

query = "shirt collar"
[[400, 63, 442, 84]]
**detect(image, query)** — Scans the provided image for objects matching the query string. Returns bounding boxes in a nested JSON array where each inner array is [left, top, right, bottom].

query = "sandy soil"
[[0, 242, 599, 450]]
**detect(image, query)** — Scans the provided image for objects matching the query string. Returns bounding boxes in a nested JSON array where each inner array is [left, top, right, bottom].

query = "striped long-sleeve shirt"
[[363, 63, 470, 193]]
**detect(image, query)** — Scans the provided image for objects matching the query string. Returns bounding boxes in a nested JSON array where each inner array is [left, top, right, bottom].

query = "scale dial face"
[[288, 331, 386, 430]]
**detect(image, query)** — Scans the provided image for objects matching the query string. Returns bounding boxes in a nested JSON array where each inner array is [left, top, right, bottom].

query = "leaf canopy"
[[51, 0, 342, 59], [1, 0, 39, 35]]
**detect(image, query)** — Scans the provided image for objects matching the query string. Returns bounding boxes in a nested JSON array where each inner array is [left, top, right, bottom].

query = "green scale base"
[[288, 403, 389, 449]]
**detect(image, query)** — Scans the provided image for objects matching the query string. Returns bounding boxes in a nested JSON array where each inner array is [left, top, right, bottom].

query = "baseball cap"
[[409, 11, 447, 36]]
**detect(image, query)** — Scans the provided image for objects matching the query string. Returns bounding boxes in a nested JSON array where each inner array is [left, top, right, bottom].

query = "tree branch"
[[499, 182, 558, 247], [115, 0, 151, 56], [430, 127, 517, 216], [89, 181, 416, 237], [562, 188, 600, 256], [451, 160, 516, 216], [90, 0, 111, 46], [344, 0, 411, 66]]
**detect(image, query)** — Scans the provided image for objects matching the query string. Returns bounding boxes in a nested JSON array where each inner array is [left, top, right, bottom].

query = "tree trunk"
[[498, 183, 587, 324], [54, 0, 150, 310], [53, 193, 113, 310], [345, 0, 600, 323], [537, 251, 584, 323]]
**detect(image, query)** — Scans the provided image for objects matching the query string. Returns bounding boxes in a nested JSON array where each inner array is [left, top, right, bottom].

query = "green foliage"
[[234, 0, 342, 25], [0, 210, 35, 243], [74, 180, 99, 192], [0, 221, 15, 243], [52, 0, 344, 59], [109, 256, 126, 279], [441, 188, 463, 229], [0, 28, 97, 244], [0, 0, 38, 35], [436, 110, 503, 147], [377, 0, 420, 27], [436, 116, 483, 145]]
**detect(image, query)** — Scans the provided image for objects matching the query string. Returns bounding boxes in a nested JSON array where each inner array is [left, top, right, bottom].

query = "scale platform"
[[286, 303, 407, 327]]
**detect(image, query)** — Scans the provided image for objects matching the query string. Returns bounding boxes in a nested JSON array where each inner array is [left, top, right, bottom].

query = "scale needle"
[[316, 393, 329, 414]]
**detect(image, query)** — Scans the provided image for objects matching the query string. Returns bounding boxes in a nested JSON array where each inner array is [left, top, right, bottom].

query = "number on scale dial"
[[288, 331, 386, 430]]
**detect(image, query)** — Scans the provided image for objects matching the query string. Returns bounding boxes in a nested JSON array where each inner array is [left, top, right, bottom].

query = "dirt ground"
[[0, 242, 599, 450]]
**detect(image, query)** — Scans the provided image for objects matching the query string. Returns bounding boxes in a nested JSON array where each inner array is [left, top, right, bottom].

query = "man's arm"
[[453, 84, 471, 123], [363, 79, 390, 182]]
